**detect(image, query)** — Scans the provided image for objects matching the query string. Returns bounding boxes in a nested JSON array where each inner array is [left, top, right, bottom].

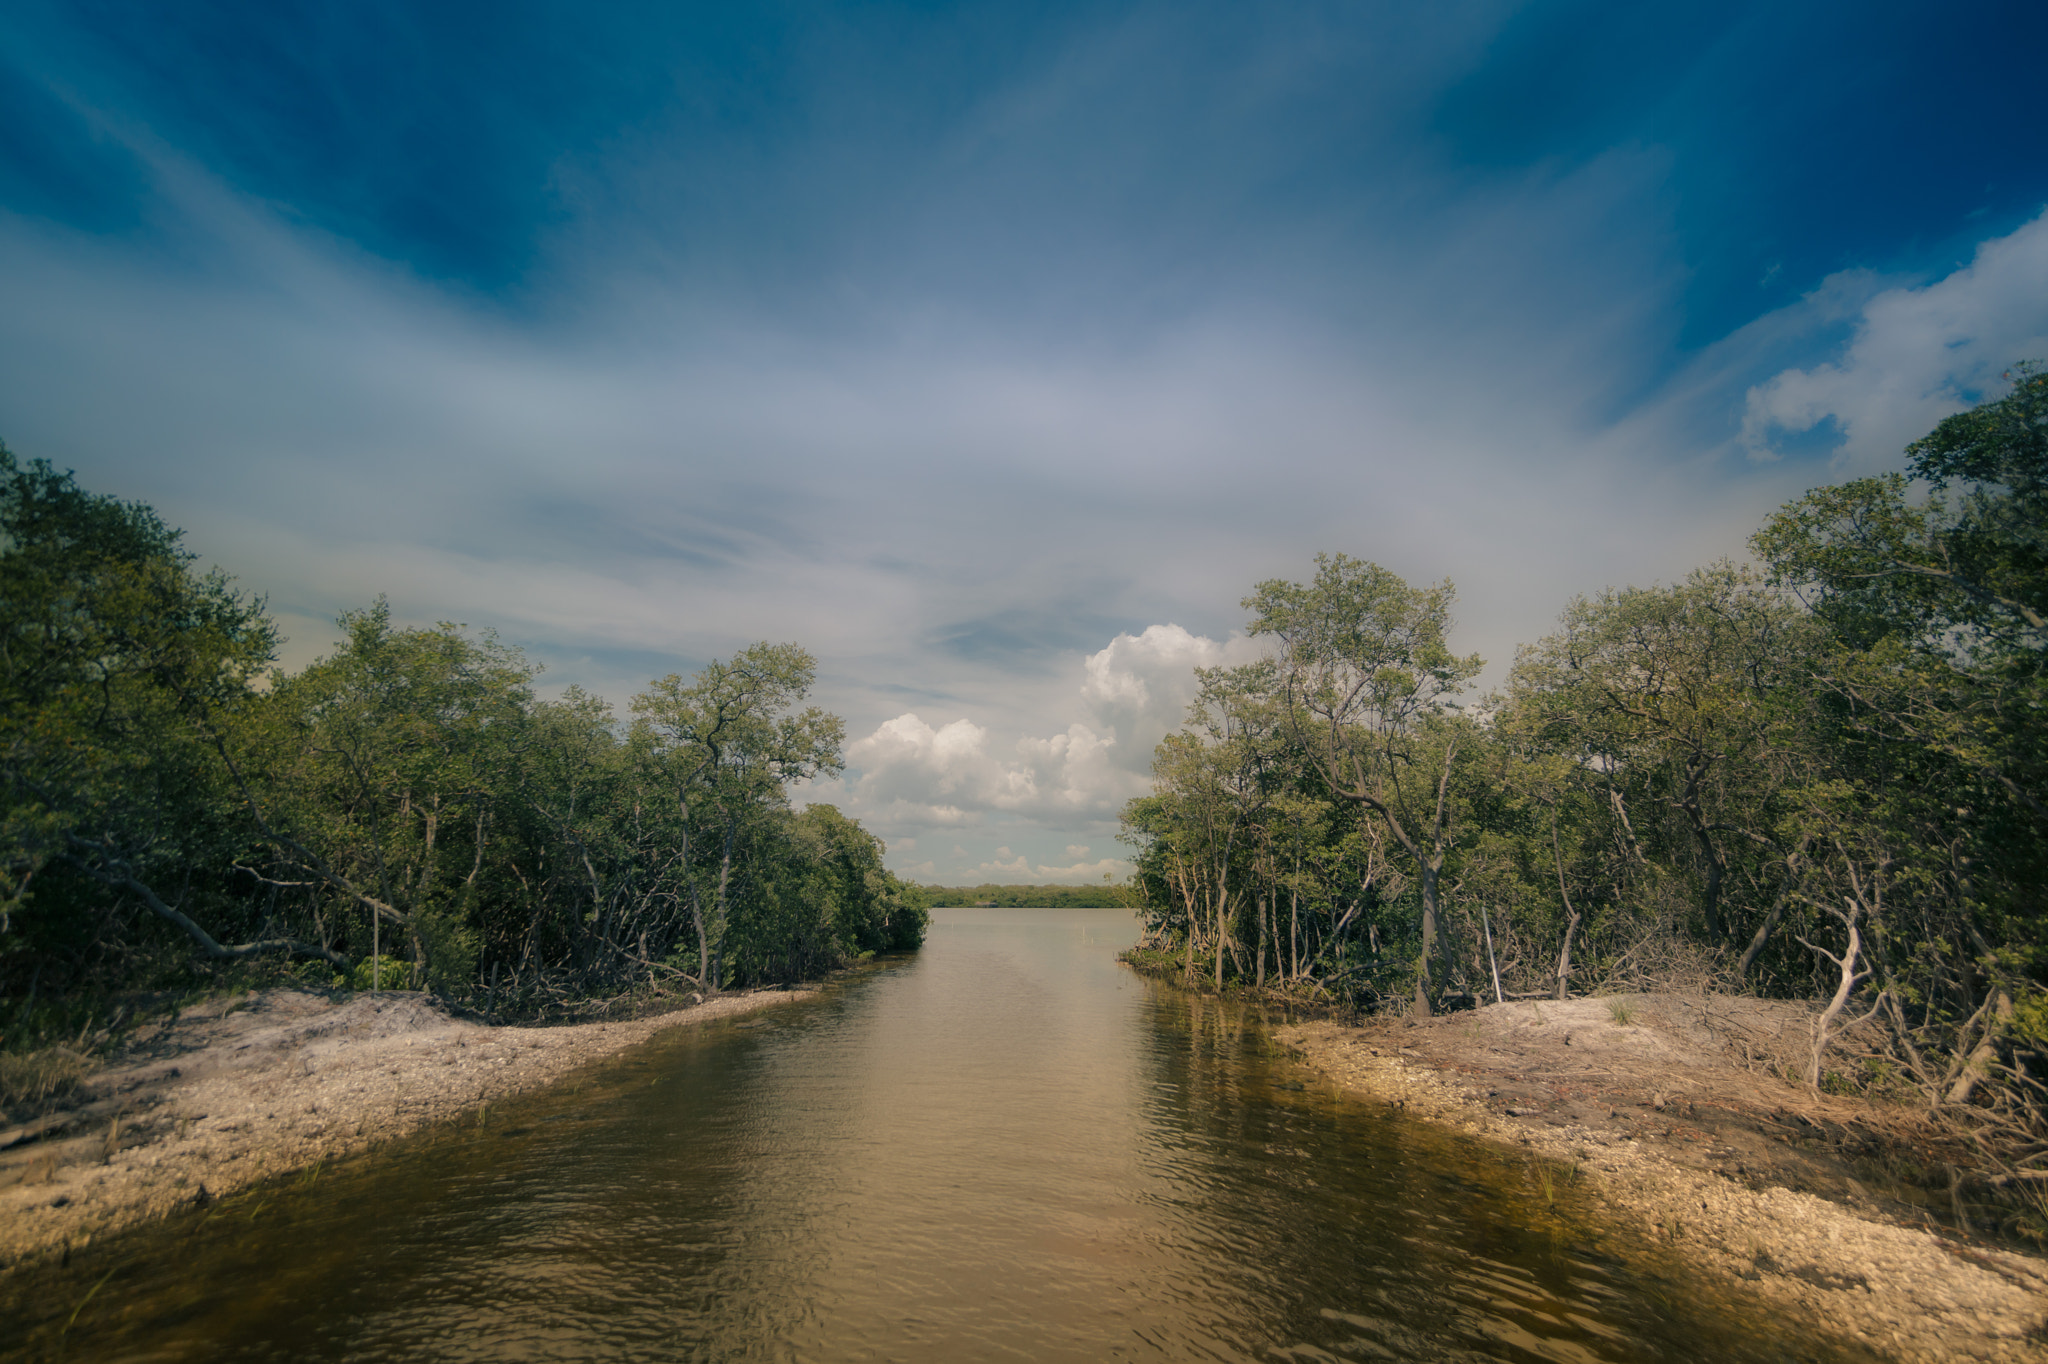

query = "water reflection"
[[1, 909, 1864, 1362]]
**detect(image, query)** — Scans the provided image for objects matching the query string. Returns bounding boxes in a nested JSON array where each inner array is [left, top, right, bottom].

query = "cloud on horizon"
[[811, 624, 1265, 879]]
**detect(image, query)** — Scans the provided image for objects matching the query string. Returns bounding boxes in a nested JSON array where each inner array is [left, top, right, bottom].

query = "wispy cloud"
[[3, 2, 2044, 882]]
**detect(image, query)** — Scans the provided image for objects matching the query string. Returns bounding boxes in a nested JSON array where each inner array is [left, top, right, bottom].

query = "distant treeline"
[[921, 883, 1129, 908], [0, 446, 927, 1049]]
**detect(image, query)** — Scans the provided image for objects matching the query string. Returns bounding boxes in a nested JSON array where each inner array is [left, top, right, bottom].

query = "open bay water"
[[3, 908, 1863, 1362]]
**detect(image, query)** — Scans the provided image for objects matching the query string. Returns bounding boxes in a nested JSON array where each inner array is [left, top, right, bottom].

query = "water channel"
[[4, 908, 1850, 1362]]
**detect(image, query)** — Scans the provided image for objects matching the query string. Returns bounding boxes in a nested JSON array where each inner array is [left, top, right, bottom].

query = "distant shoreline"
[[929, 903, 1136, 909], [918, 884, 1132, 909]]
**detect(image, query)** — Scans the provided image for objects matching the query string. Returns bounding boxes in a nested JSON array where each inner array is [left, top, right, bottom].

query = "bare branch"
[[62, 838, 347, 968]]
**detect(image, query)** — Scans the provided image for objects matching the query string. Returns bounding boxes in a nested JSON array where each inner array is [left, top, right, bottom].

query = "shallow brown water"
[[3, 908, 1860, 1362]]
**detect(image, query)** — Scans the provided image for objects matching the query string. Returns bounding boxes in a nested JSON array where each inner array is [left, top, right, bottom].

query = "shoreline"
[[1275, 999, 2048, 1363], [9, 967, 2044, 1359], [0, 984, 814, 1273]]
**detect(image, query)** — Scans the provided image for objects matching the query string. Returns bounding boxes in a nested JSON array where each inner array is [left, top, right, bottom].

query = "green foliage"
[[1243, 554, 1482, 726], [629, 641, 848, 987], [1125, 367, 2045, 1147], [0, 443, 283, 1010], [1507, 562, 1819, 956], [349, 956, 412, 991], [238, 598, 538, 988], [1746, 363, 2045, 1126], [0, 449, 916, 1030], [1240, 554, 1484, 1012], [7, 366, 2044, 1147]]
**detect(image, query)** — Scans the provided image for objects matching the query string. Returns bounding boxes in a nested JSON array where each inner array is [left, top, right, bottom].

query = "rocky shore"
[[0, 985, 813, 1272], [1278, 995, 2048, 1363]]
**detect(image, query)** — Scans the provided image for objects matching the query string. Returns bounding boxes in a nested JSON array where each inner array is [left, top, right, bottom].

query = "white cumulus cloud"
[[1081, 623, 1266, 776], [834, 622, 1268, 878], [1739, 211, 2048, 470]]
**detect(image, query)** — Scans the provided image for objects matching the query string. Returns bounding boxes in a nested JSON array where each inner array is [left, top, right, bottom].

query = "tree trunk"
[[1700, 842, 1728, 942], [1799, 896, 1873, 1089], [1290, 882, 1300, 981], [1214, 888, 1229, 992], [678, 791, 708, 989], [687, 881, 709, 989], [1737, 891, 1787, 980], [1607, 785, 1646, 866], [1549, 813, 1581, 1001], [1416, 860, 1439, 1016], [1245, 888, 1261, 983], [1412, 743, 1459, 1017], [61, 853, 348, 969], [1480, 903, 1503, 1004], [710, 812, 738, 992], [1552, 912, 1581, 1002], [1678, 758, 1728, 942], [1948, 988, 2014, 1105], [1738, 837, 1810, 979], [1173, 858, 1199, 979]]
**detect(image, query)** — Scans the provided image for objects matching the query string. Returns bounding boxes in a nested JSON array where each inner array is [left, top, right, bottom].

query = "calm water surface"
[[5, 909, 1856, 1362]]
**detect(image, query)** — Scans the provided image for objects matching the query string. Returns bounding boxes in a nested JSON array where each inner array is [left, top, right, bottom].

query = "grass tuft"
[[0, 1046, 91, 1113]]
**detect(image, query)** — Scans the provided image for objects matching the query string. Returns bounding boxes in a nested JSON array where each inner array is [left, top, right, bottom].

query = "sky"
[[3, 0, 2045, 885]]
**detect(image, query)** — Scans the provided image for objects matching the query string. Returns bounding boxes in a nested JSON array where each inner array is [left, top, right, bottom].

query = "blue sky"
[[3, 0, 2045, 882]]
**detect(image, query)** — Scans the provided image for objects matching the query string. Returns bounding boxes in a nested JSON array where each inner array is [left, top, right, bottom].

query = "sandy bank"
[[0, 985, 812, 1272], [1278, 996, 2048, 1363]]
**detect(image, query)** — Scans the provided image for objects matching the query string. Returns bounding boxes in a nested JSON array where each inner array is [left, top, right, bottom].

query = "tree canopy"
[[0, 450, 924, 1048], [1123, 368, 2047, 1193]]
